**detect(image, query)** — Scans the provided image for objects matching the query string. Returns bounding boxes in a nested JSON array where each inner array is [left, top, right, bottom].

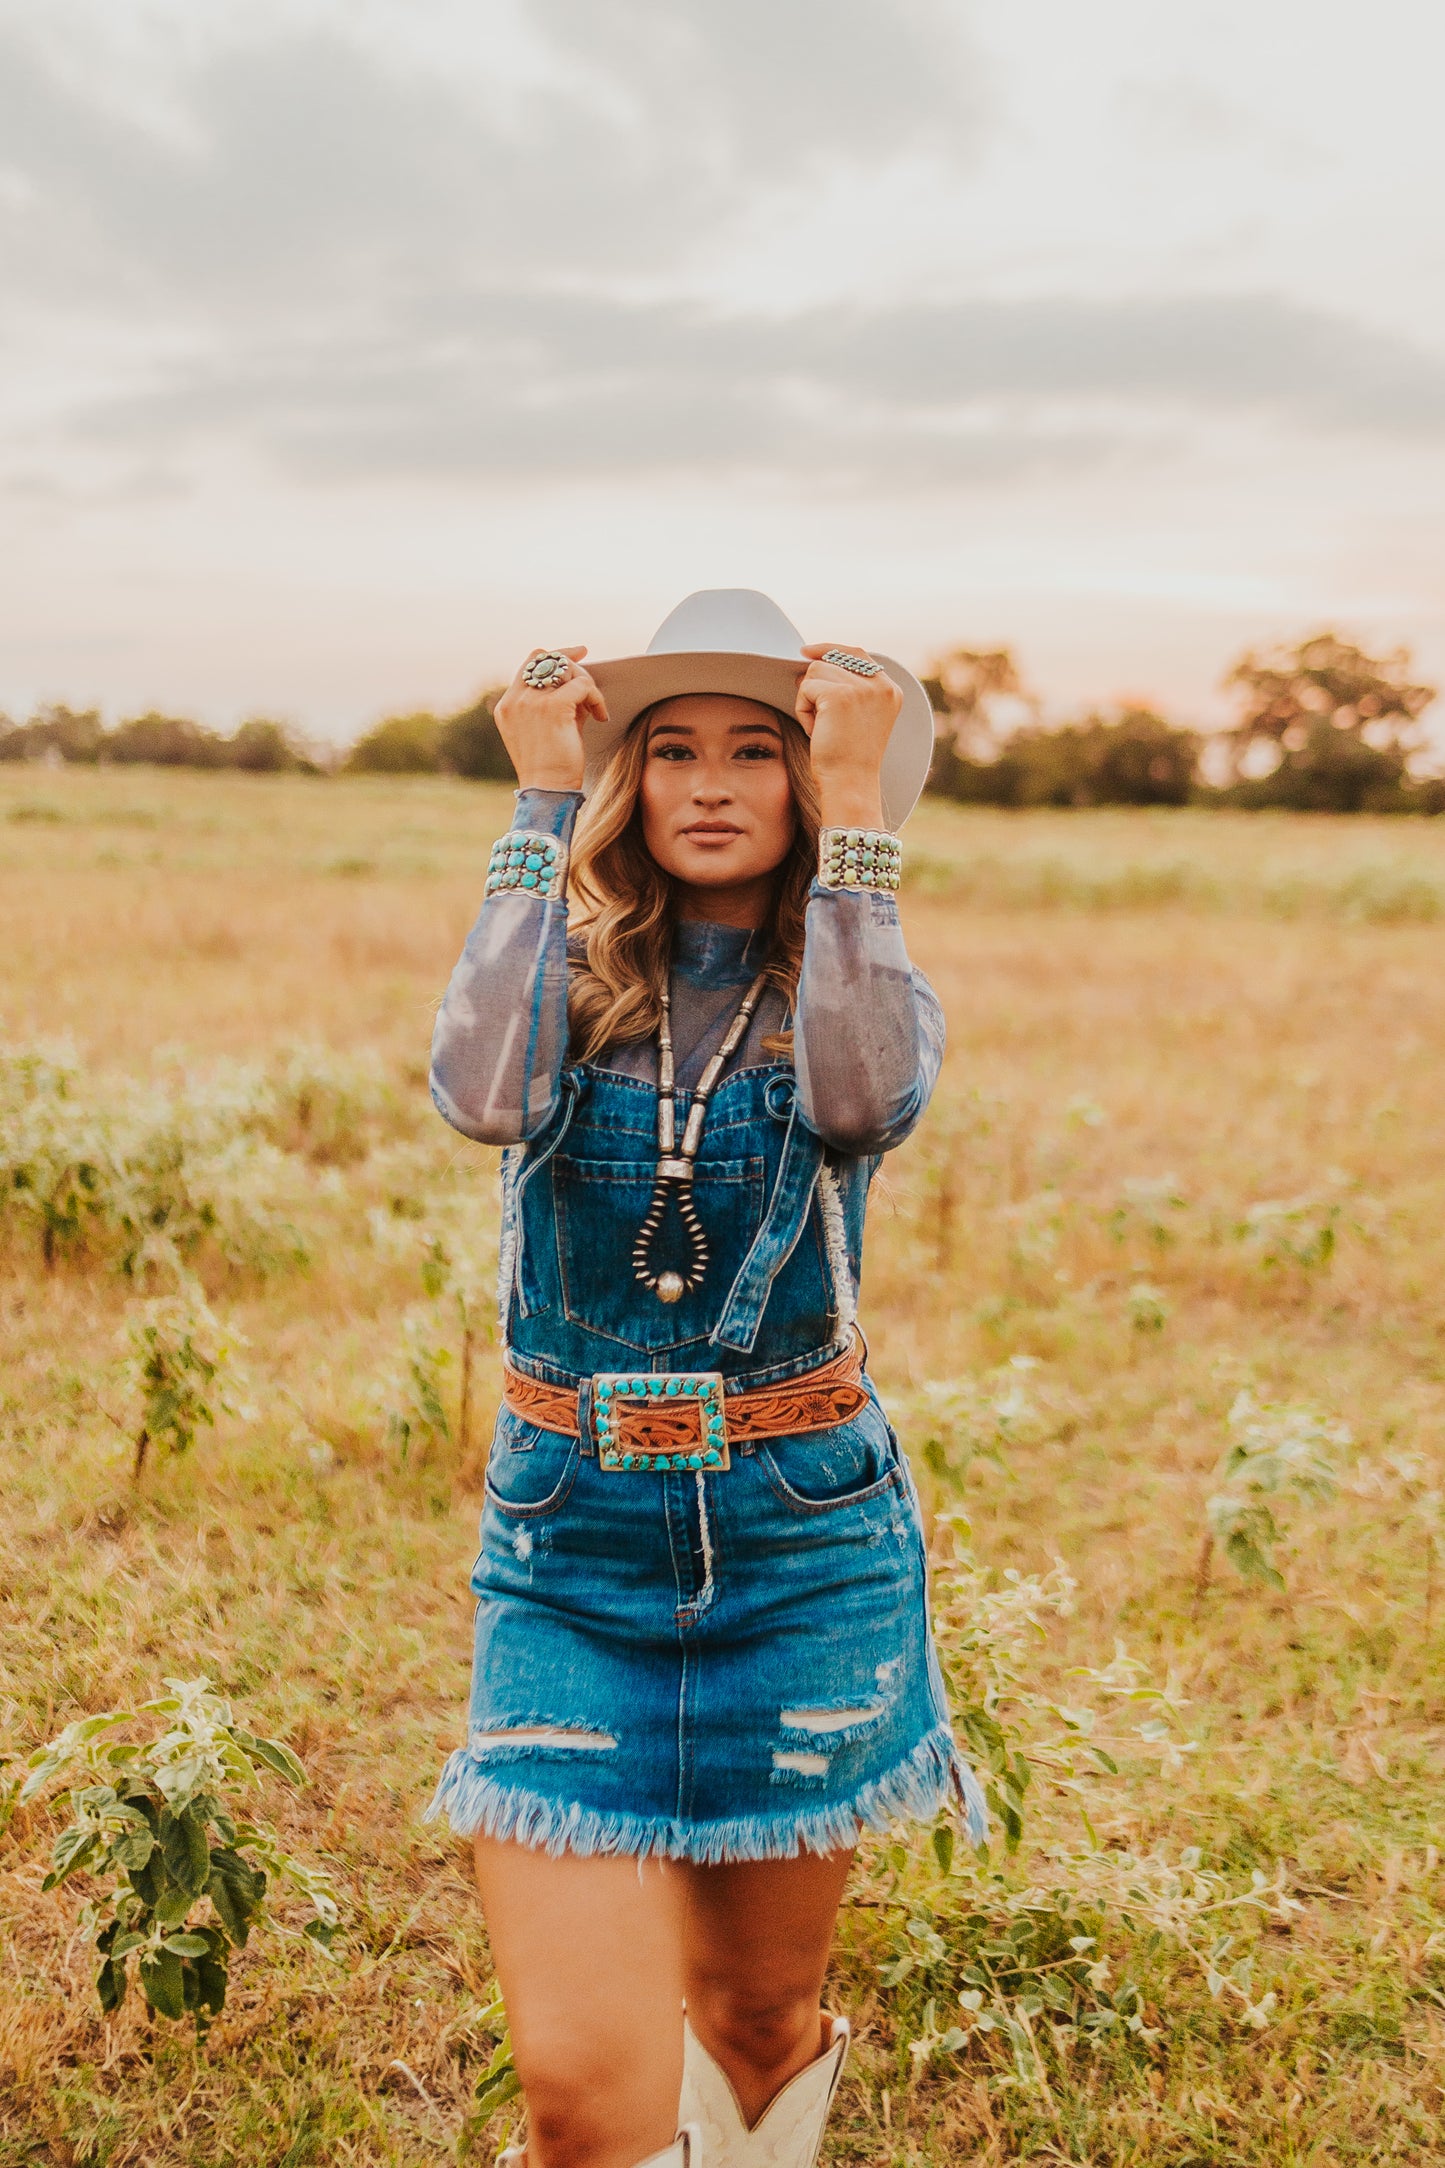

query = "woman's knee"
[[524, 2087, 620, 2168], [693, 1983, 822, 2075], [511, 2027, 680, 2168]]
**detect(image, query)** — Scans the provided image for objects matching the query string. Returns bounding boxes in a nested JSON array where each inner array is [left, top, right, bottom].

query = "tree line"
[[3, 633, 1440, 814], [922, 634, 1442, 814]]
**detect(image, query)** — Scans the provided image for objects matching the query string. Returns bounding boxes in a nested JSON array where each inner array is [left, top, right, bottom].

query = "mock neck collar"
[[671, 917, 769, 985]]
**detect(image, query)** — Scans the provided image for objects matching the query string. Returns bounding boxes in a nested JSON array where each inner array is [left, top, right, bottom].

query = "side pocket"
[[483, 1406, 579, 1519], [758, 1398, 904, 1515]]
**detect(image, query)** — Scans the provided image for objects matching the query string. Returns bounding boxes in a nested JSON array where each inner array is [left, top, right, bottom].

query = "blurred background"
[[3, 0, 1444, 762]]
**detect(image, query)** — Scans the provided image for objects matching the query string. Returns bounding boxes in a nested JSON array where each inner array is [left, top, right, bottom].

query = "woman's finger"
[[510, 644, 589, 689], [800, 642, 874, 666], [564, 661, 607, 721]]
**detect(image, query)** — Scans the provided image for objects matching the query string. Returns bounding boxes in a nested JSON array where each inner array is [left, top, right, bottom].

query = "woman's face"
[[638, 695, 797, 906]]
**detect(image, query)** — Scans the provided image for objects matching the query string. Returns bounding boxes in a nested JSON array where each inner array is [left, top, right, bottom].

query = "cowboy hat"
[[583, 589, 935, 831]]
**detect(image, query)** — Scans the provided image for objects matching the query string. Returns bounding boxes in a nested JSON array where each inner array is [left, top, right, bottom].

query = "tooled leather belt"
[[501, 1337, 869, 1474]]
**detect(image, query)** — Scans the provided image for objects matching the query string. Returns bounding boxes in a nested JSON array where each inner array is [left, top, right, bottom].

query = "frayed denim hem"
[[423, 1723, 988, 1861]]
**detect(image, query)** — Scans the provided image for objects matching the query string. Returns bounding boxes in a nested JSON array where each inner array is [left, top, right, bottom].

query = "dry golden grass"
[[3, 764, 1445, 2164]]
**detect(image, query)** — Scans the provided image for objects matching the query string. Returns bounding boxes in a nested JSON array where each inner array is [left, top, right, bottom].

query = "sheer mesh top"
[[430, 790, 944, 1156]]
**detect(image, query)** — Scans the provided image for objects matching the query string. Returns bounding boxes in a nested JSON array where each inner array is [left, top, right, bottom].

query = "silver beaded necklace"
[[631, 962, 771, 1304]]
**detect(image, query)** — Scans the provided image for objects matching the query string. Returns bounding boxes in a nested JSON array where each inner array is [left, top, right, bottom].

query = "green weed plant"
[[21, 1678, 338, 2036]]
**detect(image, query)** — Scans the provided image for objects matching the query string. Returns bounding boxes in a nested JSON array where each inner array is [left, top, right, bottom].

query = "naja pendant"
[[632, 1167, 709, 1304]]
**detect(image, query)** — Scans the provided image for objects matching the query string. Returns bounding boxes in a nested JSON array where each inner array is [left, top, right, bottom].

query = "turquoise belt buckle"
[[593, 1371, 730, 1473]]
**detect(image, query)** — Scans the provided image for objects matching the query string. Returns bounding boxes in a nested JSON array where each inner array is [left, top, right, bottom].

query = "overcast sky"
[[3, 0, 1444, 739]]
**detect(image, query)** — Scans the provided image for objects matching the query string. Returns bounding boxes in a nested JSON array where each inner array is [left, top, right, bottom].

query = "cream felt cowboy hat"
[[584, 589, 935, 830]]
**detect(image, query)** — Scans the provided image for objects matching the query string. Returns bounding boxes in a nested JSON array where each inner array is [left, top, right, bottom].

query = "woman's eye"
[[651, 745, 694, 762], [735, 745, 779, 762]]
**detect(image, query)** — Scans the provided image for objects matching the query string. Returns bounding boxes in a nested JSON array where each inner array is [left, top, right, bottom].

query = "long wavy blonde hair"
[[567, 702, 820, 1061]]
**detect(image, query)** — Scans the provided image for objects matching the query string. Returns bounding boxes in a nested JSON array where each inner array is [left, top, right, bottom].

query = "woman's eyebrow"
[[647, 716, 780, 744]]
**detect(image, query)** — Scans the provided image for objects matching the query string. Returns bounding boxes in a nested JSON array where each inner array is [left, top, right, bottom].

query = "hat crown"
[[645, 589, 806, 664]]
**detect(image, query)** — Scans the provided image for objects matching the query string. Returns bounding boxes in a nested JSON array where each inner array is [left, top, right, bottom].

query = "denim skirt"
[[427, 1385, 986, 1862]]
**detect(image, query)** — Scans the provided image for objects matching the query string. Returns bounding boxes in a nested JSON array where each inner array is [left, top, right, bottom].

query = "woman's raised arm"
[[428, 787, 581, 1144], [429, 647, 605, 1144], [793, 885, 945, 1153], [790, 643, 943, 1151]]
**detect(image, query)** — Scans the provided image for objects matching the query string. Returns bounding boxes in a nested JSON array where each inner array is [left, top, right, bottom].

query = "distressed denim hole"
[[780, 1703, 883, 1734], [772, 1750, 830, 1776], [469, 1728, 617, 1752]]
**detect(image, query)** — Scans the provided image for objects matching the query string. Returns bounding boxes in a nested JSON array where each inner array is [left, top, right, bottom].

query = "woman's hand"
[[493, 646, 608, 793], [795, 644, 903, 831]]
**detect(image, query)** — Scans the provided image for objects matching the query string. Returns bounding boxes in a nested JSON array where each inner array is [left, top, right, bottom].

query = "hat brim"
[[582, 649, 934, 831]]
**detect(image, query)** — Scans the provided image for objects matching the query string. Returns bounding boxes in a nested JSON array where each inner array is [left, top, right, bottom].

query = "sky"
[[3, 0, 1444, 743]]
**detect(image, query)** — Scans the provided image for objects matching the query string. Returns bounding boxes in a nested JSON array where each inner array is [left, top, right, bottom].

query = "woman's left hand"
[[795, 644, 903, 831]]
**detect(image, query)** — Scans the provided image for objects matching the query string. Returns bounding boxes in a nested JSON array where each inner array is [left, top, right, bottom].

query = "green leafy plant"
[[419, 1228, 497, 1461], [1346, 1445, 1445, 1625], [257, 1042, 395, 1166], [121, 1286, 244, 1480], [106, 1075, 313, 1282], [379, 1306, 453, 1462], [1234, 1192, 1340, 1273], [21, 1677, 338, 2035], [860, 1521, 1288, 2083], [0, 1040, 386, 1278], [1200, 1389, 1349, 1593], [1108, 1173, 1187, 1250], [926, 1518, 1082, 1850], [858, 1523, 1287, 2088], [460, 1983, 522, 2147], [900, 1361, 1049, 1506], [0, 1040, 109, 1266], [1126, 1281, 1169, 1332], [1002, 1189, 1065, 1274]]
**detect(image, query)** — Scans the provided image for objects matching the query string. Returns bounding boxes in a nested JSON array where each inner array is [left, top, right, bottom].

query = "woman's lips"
[[681, 824, 742, 847]]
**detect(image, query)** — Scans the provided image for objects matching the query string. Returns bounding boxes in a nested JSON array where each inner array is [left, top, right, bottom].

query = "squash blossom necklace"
[[632, 960, 771, 1304]]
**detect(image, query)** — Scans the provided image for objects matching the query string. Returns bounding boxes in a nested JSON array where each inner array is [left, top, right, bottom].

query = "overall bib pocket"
[[552, 1153, 765, 1352]]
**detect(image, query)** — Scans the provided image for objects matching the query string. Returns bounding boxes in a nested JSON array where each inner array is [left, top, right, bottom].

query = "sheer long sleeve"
[[793, 885, 945, 1153], [429, 789, 580, 1145]]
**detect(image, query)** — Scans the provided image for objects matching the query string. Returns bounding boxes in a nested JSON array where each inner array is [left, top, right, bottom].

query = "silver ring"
[[522, 651, 572, 690], [821, 648, 882, 678]]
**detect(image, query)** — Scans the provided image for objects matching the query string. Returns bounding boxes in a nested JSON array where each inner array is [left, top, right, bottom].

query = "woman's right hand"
[[493, 646, 608, 793]]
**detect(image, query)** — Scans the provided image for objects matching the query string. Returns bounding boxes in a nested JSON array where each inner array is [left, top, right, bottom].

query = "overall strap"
[[518, 1066, 582, 1189], [709, 1095, 825, 1354], [501, 1069, 582, 1328]]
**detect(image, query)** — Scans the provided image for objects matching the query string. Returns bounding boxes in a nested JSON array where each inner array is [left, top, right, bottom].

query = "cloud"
[[2, 4, 1443, 502], [57, 290, 1445, 496], [0, 2, 985, 314], [529, 0, 978, 159]]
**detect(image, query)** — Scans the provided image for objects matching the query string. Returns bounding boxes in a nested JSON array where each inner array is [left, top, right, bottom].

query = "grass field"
[[4, 765, 1445, 2166]]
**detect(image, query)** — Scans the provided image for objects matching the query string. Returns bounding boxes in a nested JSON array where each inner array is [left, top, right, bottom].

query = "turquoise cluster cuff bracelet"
[[485, 829, 566, 900], [818, 826, 902, 892]]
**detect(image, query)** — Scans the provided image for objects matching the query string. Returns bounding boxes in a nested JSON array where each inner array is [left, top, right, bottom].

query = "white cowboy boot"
[[498, 2124, 702, 2167], [679, 2014, 849, 2168]]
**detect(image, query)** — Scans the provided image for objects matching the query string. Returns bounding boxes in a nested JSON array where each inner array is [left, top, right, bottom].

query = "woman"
[[427, 591, 984, 2168]]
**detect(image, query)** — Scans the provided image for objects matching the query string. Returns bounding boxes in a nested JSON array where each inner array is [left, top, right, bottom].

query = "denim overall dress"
[[428, 1043, 986, 1861]]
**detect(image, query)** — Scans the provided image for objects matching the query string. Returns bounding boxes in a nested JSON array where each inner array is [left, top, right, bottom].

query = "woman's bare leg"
[[473, 1836, 688, 2168], [679, 1851, 855, 2127]]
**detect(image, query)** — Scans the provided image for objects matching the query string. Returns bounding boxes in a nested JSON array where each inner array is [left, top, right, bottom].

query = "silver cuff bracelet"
[[485, 830, 567, 900], [817, 827, 902, 893]]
